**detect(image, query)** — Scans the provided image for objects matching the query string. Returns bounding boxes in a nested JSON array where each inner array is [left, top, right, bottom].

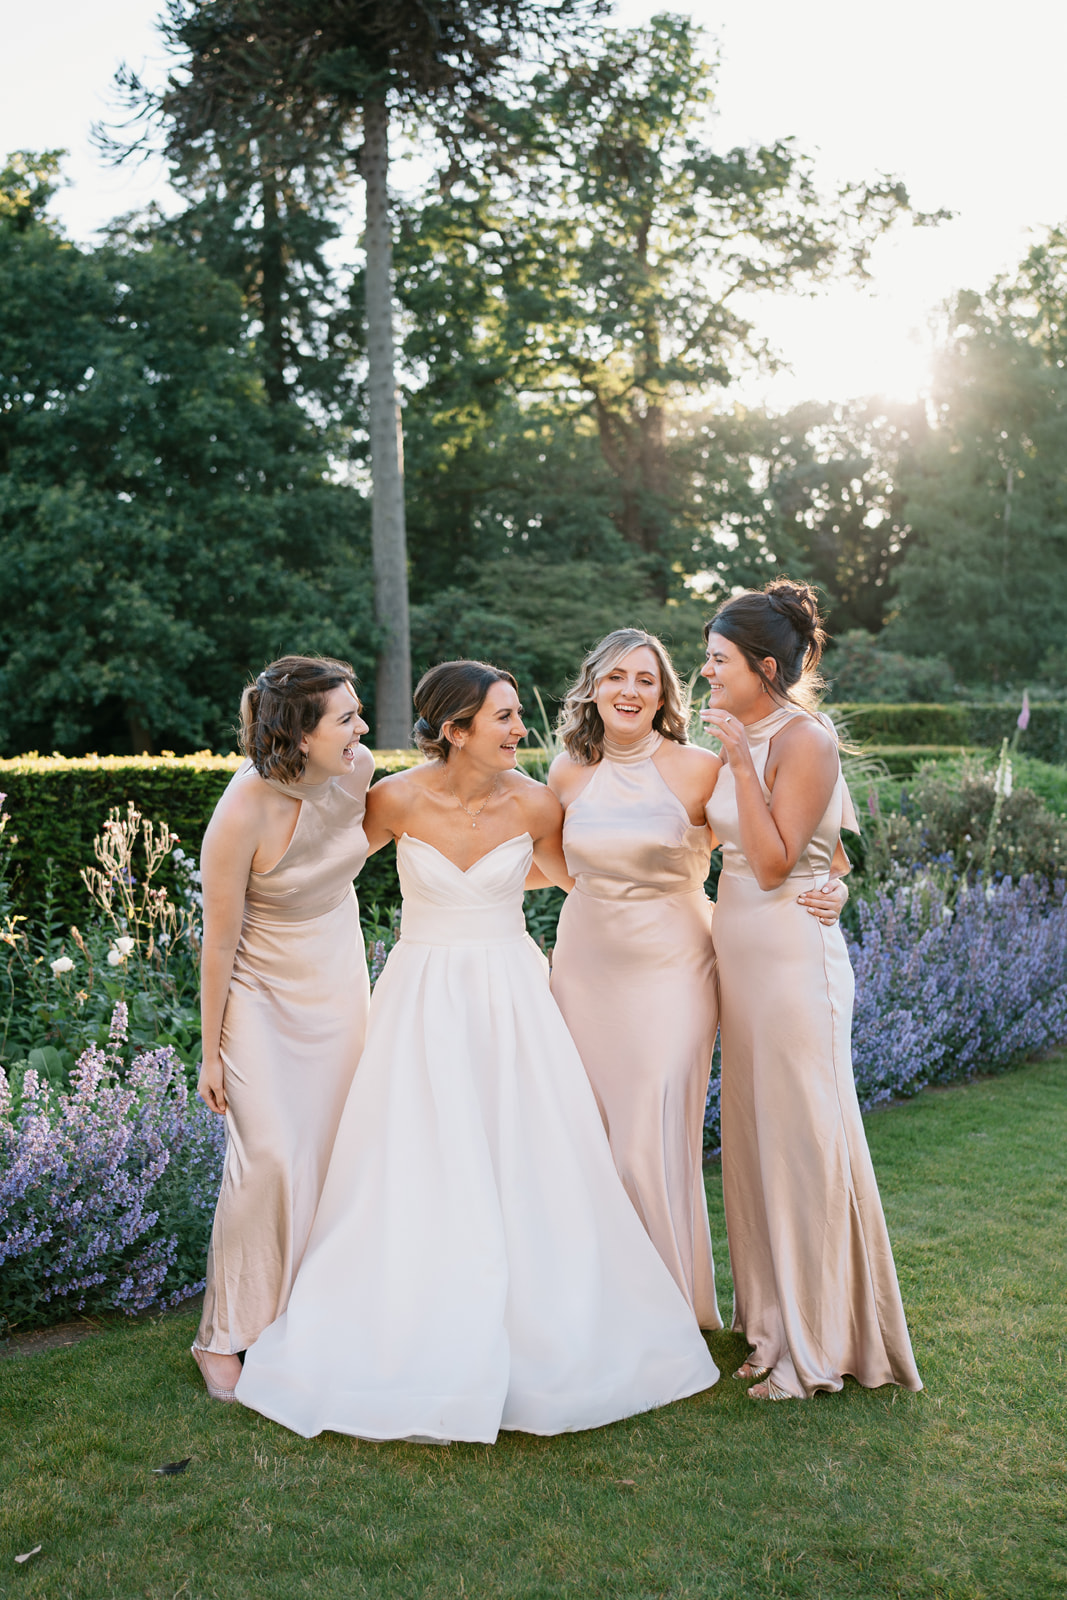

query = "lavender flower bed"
[[0, 1003, 225, 1333], [704, 874, 1067, 1155]]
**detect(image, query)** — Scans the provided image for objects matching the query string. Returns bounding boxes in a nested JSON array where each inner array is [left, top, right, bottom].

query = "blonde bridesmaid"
[[191, 656, 373, 1401], [702, 582, 922, 1401], [547, 631, 846, 1331]]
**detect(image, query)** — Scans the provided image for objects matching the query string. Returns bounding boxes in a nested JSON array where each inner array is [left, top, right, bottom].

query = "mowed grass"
[[2, 1058, 1065, 1600]]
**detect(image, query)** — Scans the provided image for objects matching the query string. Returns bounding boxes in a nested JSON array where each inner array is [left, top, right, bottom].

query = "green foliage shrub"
[[838, 702, 1067, 764], [825, 631, 957, 703], [857, 758, 1067, 888], [860, 744, 977, 776], [0, 751, 426, 928]]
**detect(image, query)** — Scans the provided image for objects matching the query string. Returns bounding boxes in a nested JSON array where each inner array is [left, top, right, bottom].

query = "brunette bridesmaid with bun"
[[702, 581, 922, 1400], [191, 656, 373, 1402]]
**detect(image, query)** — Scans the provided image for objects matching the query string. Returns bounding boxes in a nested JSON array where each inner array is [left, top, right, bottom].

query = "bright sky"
[[5, 0, 1067, 409]]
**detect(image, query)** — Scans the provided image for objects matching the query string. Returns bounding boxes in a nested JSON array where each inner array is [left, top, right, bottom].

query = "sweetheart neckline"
[[398, 832, 533, 876]]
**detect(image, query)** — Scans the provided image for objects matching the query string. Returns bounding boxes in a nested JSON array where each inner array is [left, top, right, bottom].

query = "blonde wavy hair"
[[557, 629, 690, 766]]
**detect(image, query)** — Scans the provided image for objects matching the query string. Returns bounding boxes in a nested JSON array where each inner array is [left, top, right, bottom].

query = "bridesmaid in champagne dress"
[[190, 656, 373, 1402], [547, 631, 847, 1332], [237, 661, 718, 1441], [702, 583, 922, 1401], [548, 632, 723, 1328]]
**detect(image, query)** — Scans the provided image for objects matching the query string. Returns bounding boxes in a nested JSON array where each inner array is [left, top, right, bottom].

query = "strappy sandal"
[[733, 1356, 770, 1381], [191, 1345, 238, 1403], [746, 1377, 796, 1401]]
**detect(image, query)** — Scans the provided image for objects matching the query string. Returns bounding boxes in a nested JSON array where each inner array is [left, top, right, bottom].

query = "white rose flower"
[[50, 955, 75, 975], [115, 935, 136, 957], [107, 948, 125, 966]]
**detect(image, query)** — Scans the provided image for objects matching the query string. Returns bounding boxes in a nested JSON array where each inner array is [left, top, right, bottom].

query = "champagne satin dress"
[[550, 730, 722, 1330], [706, 707, 921, 1397], [195, 751, 373, 1355]]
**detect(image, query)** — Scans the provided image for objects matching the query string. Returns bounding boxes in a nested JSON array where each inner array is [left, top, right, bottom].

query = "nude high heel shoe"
[[191, 1345, 238, 1402]]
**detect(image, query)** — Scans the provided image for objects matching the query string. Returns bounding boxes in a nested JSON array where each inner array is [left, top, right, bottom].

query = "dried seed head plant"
[[80, 804, 196, 971]]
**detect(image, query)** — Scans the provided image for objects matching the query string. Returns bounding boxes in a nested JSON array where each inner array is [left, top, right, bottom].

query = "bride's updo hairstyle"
[[240, 655, 359, 784], [413, 659, 519, 761], [557, 629, 689, 766], [704, 579, 827, 711]]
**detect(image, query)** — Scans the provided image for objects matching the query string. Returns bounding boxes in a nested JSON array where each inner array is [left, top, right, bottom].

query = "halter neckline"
[[740, 705, 803, 741], [263, 773, 336, 801], [601, 729, 663, 764]]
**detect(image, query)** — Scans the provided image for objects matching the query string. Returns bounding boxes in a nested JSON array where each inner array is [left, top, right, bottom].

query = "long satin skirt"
[[714, 868, 921, 1396], [195, 891, 369, 1354], [551, 886, 722, 1330]]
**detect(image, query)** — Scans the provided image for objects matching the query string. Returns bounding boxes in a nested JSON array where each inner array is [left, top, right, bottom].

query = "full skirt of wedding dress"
[[236, 835, 717, 1441]]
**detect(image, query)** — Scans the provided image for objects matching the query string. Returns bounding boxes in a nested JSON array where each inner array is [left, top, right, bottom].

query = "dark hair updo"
[[413, 660, 519, 761], [704, 579, 827, 707], [240, 655, 359, 784]]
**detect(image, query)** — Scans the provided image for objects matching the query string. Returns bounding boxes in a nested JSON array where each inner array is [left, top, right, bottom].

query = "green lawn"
[[2, 1057, 1065, 1600]]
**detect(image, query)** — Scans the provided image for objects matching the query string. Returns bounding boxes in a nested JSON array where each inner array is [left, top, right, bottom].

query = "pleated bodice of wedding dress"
[[551, 731, 722, 1329], [236, 830, 718, 1442], [706, 707, 921, 1396], [195, 754, 372, 1355]]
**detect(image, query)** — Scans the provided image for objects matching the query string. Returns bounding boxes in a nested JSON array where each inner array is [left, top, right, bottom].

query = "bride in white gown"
[[236, 660, 718, 1442]]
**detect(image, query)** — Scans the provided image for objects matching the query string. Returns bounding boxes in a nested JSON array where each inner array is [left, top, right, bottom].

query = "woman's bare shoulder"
[[366, 762, 433, 809], [662, 741, 722, 774], [205, 765, 279, 850], [508, 768, 563, 827], [548, 749, 581, 779], [778, 713, 839, 757]]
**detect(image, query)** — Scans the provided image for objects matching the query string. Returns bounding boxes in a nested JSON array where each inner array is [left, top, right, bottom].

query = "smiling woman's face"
[[299, 682, 368, 781], [594, 646, 664, 743], [451, 679, 528, 769]]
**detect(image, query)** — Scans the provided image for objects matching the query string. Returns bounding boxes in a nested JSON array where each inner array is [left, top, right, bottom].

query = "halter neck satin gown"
[[195, 753, 372, 1356], [550, 730, 722, 1330], [707, 707, 921, 1397], [237, 832, 717, 1442]]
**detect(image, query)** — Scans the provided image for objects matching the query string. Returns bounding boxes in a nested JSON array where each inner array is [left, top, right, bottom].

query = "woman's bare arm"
[[524, 784, 574, 892], [704, 712, 839, 891], [197, 788, 260, 1113]]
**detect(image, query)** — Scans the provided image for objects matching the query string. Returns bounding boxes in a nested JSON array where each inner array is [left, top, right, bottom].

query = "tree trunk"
[[362, 96, 412, 748], [260, 167, 288, 406], [125, 706, 155, 756]]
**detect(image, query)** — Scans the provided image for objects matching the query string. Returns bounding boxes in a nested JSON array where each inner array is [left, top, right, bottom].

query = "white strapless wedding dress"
[[236, 832, 718, 1442]]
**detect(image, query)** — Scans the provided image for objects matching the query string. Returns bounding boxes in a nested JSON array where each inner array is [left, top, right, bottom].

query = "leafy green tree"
[[729, 398, 926, 635], [889, 229, 1067, 683], [0, 155, 375, 757], [110, 0, 607, 745], [392, 13, 937, 608]]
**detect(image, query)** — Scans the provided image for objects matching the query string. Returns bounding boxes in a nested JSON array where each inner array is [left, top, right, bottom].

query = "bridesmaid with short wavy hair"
[[702, 580, 922, 1400], [191, 655, 374, 1402]]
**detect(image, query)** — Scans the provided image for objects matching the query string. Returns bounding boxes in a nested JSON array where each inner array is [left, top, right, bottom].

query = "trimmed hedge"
[[836, 702, 1067, 763], [0, 751, 423, 926], [862, 744, 976, 777]]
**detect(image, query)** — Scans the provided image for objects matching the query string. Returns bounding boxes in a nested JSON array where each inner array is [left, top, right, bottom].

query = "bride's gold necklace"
[[450, 776, 500, 828]]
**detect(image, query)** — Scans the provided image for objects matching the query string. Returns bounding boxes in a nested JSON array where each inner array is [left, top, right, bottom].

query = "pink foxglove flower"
[[1017, 690, 1030, 732]]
